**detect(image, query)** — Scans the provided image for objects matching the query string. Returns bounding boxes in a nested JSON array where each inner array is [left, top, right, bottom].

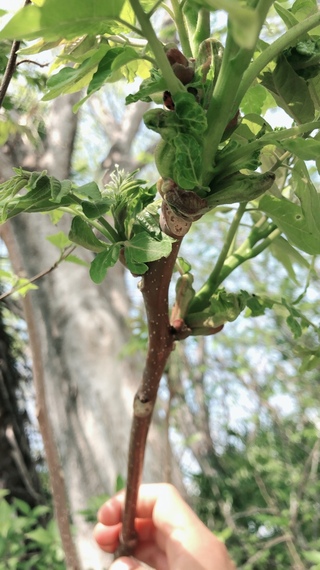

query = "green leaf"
[[270, 236, 309, 284], [13, 278, 38, 297], [262, 55, 315, 123], [49, 176, 61, 200], [186, 289, 247, 329], [135, 204, 161, 238], [25, 527, 52, 545], [0, 0, 126, 41], [126, 74, 167, 104], [17, 38, 61, 55], [292, 0, 319, 25], [115, 474, 125, 492], [274, 2, 299, 29], [43, 45, 109, 100], [75, 181, 101, 200], [46, 231, 71, 250], [88, 47, 129, 94], [176, 257, 192, 274], [260, 192, 320, 255], [53, 179, 73, 202], [65, 254, 89, 267], [69, 216, 107, 252], [3, 175, 54, 219], [245, 294, 275, 317], [173, 134, 202, 190], [81, 199, 112, 219], [12, 498, 31, 516], [174, 92, 207, 135], [89, 243, 121, 283], [240, 84, 276, 116], [302, 551, 320, 564], [278, 137, 320, 161], [31, 505, 51, 518], [124, 231, 173, 270]]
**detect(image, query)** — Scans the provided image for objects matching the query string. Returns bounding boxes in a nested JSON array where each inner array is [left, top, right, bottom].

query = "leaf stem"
[[129, 0, 185, 95], [193, 9, 211, 54], [60, 207, 118, 243], [189, 217, 279, 312], [188, 202, 247, 312], [201, 0, 275, 181], [217, 225, 280, 285], [170, 0, 193, 58], [235, 11, 320, 114], [212, 121, 320, 177]]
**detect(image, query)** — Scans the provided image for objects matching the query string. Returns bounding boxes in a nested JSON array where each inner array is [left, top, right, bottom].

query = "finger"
[[98, 493, 124, 525], [98, 484, 200, 537], [93, 521, 121, 552]]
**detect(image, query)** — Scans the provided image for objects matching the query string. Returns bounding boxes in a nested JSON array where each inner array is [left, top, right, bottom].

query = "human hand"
[[94, 483, 236, 570]]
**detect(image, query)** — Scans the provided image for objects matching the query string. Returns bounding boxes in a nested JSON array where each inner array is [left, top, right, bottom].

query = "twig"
[[115, 239, 182, 558], [16, 59, 50, 68], [1, 223, 80, 570], [0, 246, 77, 301], [239, 534, 296, 568], [0, 0, 31, 108]]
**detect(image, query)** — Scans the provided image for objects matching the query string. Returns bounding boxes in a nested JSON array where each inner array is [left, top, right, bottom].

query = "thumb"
[[109, 556, 143, 570]]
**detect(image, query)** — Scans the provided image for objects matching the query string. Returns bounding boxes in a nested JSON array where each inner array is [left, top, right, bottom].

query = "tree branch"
[[115, 238, 182, 557], [0, 246, 77, 301], [1, 222, 81, 570], [0, 0, 31, 108]]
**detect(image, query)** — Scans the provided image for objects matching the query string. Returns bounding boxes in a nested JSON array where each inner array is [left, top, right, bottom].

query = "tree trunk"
[[0, 304, 43, 506]]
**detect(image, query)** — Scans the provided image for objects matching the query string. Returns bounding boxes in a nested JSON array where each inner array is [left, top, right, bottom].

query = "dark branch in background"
[[16, 59, 49, 68], [0, 0, 31, 108]]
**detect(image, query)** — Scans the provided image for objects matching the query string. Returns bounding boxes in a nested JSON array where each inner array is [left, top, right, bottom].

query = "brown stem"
[[1, 223, 80, 570], [0, 245, 76, 301], [115, 239, 182, 558], [0, 0, 31, 108]]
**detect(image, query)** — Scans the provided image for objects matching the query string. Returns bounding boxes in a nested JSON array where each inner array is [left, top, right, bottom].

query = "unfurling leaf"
[[207, 171, 275, 208], [69, 216, 108, 252], [89, 243, 121, 283]]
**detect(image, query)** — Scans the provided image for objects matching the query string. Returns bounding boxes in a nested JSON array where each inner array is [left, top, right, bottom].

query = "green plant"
[[0, 490, 65, 569], [0, 0, 320, 560]]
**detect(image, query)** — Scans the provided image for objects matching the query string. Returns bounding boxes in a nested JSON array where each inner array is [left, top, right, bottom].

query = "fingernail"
[[110, 559, 133, 570]]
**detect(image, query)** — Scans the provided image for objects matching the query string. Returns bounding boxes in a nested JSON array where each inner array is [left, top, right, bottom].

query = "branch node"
[[133, 394, 153, 418]]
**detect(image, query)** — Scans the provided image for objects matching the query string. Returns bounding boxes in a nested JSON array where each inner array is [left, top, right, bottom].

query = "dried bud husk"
[[165, 47, 189, 67], [172, 62, 195, 85], [160, 201, 191, 238], [165, 185, 208, 221]]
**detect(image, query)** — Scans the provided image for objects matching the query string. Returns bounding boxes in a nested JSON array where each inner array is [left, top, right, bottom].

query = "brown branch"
[[1, 223, 80, 570], [0, 246, 77, 301], [239, 534, 296, 569], [0, 0, 31, 108], [16, 59, 50, 68], [115, 238, 182, 558]]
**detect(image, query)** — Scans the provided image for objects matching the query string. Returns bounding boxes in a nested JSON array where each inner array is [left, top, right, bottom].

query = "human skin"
[[94, 483, 236, 570]]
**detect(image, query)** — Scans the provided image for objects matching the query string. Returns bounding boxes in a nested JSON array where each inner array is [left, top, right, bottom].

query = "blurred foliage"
[[0, 490, 65, 570]]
